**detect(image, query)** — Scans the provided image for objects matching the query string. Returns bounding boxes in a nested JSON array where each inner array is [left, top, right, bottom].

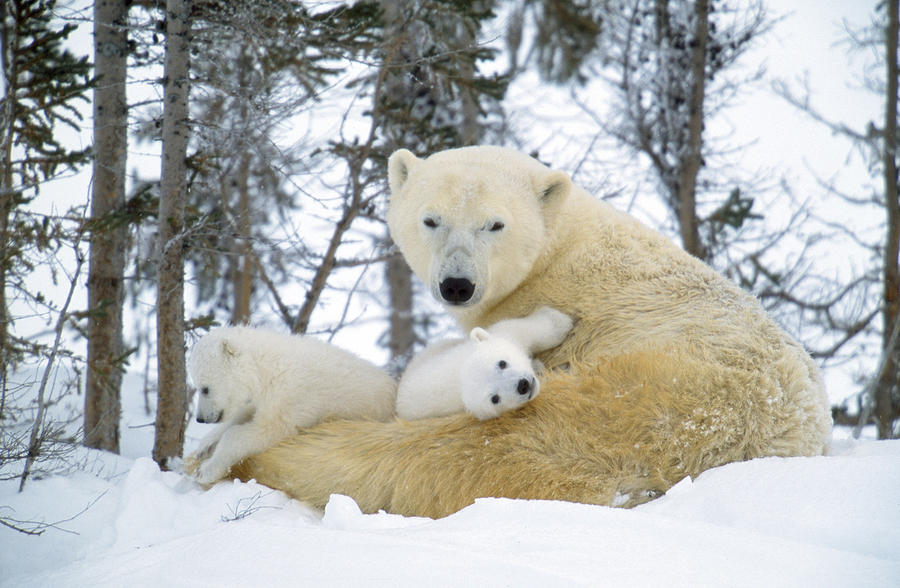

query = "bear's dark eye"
[[491, 394, 501, 404], [497, 360, 507, 370], [488, 221, 504, 232], [423, 217, 438, 229], [200, 387, 209, 396]]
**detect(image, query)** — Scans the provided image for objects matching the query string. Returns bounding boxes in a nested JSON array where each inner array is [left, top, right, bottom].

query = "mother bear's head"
[[386, 146, 572, 315]]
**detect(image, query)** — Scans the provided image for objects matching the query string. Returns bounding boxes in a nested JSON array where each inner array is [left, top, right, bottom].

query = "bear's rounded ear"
[[220, 339, 239, 359], [469, 327, 491, 343], [388, 149, 421, 196], [537, 170, 571, 209]]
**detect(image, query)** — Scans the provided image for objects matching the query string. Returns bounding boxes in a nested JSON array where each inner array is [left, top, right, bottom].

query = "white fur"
[[396, 307, 573, 420], [387, 147, 570, 321], [187, 327, 397, 484]]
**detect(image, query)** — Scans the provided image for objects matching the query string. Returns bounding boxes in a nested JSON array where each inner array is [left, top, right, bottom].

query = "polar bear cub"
[[186, 326, 397, 484], [396, 307, 573, 420]]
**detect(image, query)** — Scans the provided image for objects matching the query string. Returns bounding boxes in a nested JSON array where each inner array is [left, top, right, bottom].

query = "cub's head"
[[187, 330, 251, 424], [459, 327, 540, 420], [386, 146, 571, 314]]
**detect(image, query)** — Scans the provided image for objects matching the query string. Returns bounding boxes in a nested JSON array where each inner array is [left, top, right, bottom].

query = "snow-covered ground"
[[2, 372, 898, 587]]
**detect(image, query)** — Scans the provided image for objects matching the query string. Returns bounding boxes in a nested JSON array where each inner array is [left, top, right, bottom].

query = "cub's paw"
[[182, 453, 203, 477], [194, 458, 229, 485], [533, 306, 575, 340]]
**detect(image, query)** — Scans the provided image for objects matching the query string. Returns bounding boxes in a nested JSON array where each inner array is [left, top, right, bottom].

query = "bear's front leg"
[[193, 423, 228, 460], [195, 421, 274, 485], [183, 423, 229, 478], [491, 307, 574, 354], [186, 404, 256, 479]]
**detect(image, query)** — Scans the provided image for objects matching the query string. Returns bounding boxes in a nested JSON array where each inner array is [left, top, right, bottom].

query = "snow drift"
[[2, 436, 898, 587]]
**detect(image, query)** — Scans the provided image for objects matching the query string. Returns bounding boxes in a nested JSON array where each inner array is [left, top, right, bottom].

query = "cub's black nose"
[[440, 278, 475, 304], [517, 378, 532, 395]]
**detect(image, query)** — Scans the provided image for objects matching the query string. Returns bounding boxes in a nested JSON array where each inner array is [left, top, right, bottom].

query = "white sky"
[[739, 0, 880, 190]]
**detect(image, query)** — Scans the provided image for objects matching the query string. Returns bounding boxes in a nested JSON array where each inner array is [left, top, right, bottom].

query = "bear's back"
[[203, 327, 398, 423]]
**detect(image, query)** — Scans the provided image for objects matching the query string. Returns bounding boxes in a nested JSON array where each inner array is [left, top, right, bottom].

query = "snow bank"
[[2, 439, 898, 587]]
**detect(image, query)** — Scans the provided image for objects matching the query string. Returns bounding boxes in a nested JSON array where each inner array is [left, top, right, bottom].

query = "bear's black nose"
[[517, 378, 532, 395], [440, 278, 475, 304]]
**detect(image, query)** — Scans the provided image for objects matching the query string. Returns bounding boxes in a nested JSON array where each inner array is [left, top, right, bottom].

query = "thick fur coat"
[[186, 327, 397, 484], [230, 146, 831, 517]]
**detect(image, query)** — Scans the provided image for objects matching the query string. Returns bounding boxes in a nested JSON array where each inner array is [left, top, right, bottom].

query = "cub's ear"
[[219, 338, 239, 359], [469, 327, 491, 343], [388, 149, 421, 196]]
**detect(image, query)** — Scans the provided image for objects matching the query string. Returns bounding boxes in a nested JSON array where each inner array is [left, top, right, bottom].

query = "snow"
[[3, 425, 898, 586]]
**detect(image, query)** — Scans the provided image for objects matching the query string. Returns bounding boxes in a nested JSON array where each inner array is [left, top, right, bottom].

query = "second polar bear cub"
[[396, 307, 573, 420], [186, 327, 397, 484]]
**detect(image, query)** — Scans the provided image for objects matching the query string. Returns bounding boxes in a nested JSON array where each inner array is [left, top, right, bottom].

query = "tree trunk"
[[877, 0, 900, 439], [0, 0, 19, 421], [153, 0, 191, 467], [378, 0, 423, 369], [677, 0, 709, 261], [85, 0, 128, 452], [231, 152, 252, 325], [385, 246, 415, 373], [229, 48, 253, 325], [457, 10, 480, 147]]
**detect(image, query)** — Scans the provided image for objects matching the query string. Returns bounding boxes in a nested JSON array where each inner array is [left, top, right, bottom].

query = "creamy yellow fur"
[[229, 146, 831, 518]]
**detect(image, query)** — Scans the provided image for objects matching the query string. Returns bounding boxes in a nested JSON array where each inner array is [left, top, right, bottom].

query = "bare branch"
[[19, 227, 86, 492], [773, 78, 874, 147], [1, 490, 108, 535]]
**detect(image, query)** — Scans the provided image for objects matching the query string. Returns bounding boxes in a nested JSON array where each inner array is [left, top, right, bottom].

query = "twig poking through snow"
[[220, 491, 280, 522], [1, 489, 108, 535]]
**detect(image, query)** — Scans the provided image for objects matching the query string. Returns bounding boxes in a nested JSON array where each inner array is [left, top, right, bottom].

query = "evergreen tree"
[[0, 0, 94, 414], [153, 0, 192, 467], [85, 0, 130, 453], [124, 2, 508, 376], [505, 0, 774, 269], [878, 0, 900, 439], [367, 0, 508, 370], [0, 0, 95, 488], [124, 1, 382, 333], [780, 0, 900, 438], [526, 0, 769, 262]]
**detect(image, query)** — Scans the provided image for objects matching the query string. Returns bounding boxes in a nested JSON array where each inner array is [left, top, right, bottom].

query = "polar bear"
[[185, 327, 397, 484], [397, 307, 573, 420], [230, 146, 832, 518]]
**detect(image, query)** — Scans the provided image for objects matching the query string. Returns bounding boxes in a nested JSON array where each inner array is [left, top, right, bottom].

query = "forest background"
[[1, 0, 897, 493]]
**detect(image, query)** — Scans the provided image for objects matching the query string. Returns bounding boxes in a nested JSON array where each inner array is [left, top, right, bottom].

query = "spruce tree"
[[0, 0, 94, 416], [368, 0, 508, 370], [86, 0, 130, 453]]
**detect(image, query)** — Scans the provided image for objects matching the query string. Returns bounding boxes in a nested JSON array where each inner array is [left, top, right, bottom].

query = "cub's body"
[[396, 307, 572, 420], [186, 327, 396, 484]]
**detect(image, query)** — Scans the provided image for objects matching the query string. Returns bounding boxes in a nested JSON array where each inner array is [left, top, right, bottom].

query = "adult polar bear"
[[231, 146, 831, 517]]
